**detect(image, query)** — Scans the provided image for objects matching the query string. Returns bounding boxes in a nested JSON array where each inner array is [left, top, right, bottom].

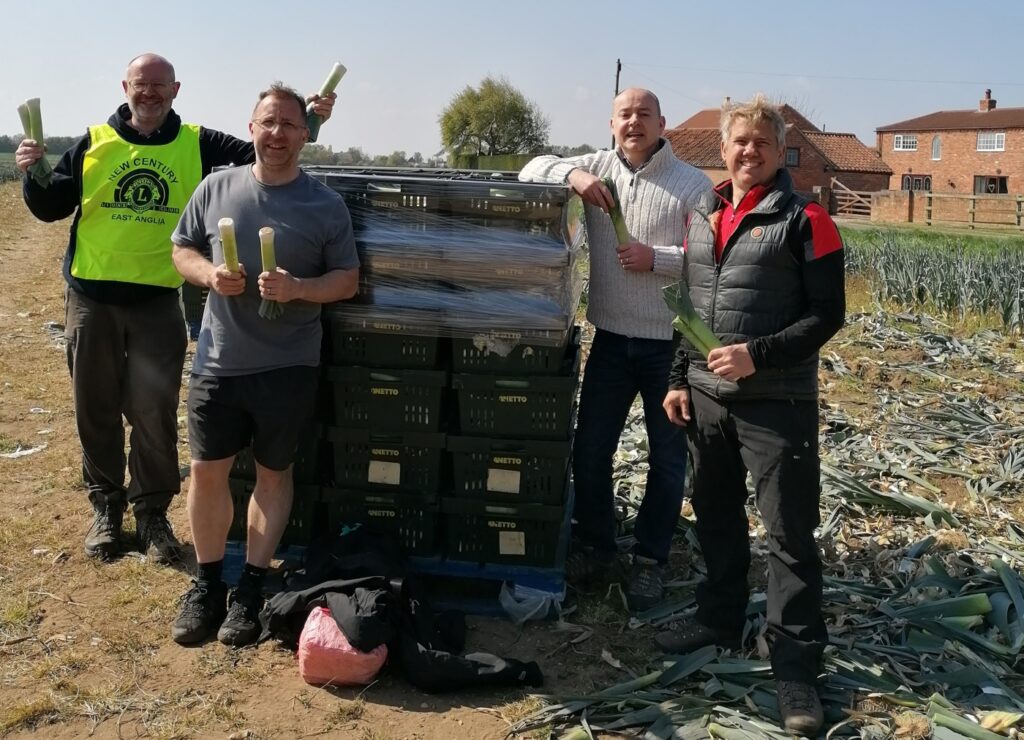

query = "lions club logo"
[[101, 165, 181, 222], [113, 169, 169, 213]]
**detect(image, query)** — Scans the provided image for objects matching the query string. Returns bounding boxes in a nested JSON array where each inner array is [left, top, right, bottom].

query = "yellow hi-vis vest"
[[73, 122, 203, 287]]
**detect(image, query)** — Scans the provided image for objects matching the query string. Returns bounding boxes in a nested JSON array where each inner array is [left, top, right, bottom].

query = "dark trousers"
[[64, 288, 187, 515], [571, 329, 687, 562], [688, 387, 826, 683]]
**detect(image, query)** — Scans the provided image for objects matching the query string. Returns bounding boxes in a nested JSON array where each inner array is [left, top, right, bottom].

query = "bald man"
[[16, 53, 335, 565], [519, 89, 711, 611]]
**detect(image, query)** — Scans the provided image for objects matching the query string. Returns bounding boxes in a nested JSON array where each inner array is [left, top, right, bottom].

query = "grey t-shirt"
[[172, 166, 358, 376]]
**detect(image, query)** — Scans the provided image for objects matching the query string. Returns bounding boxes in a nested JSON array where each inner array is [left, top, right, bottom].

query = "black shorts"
[[187, 366, 320, 471]]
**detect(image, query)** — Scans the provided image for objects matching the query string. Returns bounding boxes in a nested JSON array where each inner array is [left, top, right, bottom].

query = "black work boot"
[[217, 588, 263, 647], [777, 680, 824, 736], [653, 618, 742, 653], [136, 511, 183, 564], [624, 555, 665, 613], [84, 502, 124, 560], [171, 579, 227, 645]]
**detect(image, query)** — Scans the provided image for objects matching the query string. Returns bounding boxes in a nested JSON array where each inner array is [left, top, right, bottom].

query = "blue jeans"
[[571, 329, 687, 562]]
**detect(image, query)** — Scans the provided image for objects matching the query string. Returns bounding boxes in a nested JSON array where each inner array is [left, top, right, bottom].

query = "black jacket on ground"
[[259, 534, 544, 694]]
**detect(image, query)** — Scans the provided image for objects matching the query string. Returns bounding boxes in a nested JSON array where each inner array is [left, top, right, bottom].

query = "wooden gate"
[[830, 178, 872, 218]]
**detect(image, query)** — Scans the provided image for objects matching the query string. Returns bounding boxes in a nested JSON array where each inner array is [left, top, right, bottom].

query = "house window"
[[976, 132, 1005, 152], [893, 134, 918, 151], [974, 175, 1008, 194], [901, 174, 931, 191], [785, 148, 800, 167], [931, 136, 941, 160]]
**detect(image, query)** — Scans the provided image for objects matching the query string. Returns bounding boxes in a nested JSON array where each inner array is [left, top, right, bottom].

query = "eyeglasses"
[[128, 80, 174, 94], [251, 119, 306, 134]]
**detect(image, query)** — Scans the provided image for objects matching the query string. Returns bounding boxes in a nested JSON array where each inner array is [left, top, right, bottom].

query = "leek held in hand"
[[306, 61, 347, 142], [601, 177, 631, 245], [16, 98, 53, 187], [662, 282, 721, 360], [258, 226, 284, 320], [217, 218, 240, 273]]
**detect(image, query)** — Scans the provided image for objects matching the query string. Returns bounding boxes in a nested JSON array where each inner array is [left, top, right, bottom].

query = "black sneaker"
[[653, 618, 741, 653], [625, 555, 664, 613], [777, 680, 824, 736], [84, 503, 124, 560], [217, 588, 263, 647], [565, 541, 619, 590], [171, 579, 227, 645], [136, 512, 183, 564]]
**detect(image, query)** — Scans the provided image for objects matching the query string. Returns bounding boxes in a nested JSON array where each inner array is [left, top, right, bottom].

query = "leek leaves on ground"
[[15, 98, 53, 187], [663, 282, 721, 359]]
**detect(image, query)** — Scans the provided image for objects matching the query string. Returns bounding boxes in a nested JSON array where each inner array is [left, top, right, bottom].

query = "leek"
[[663, 282, 721, 360], [258, 226, 283, 320], [306, 61, 347, 142], [16, 98, 53, 187], [601, 177, 631, 245], [217, 218, 240, 273]]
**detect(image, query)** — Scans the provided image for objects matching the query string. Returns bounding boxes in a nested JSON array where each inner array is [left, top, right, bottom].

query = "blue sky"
[[6, 0, 1023, 157]]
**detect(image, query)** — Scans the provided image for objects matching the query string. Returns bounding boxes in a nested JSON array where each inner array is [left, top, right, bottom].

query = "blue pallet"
[[405, 483, 573, 617], [222, 540, 307, 593]]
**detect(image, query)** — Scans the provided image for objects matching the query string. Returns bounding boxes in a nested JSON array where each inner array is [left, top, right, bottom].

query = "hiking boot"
[[136, 511, 183, 564], [565, 542, 619, 590], [84, 503, 124, 560], [777, 680, 824, 736], [171, 579, 227, 645], [625, 555, 664, 613], [653, 618, 741, 654], [217, 588, 263, 647]]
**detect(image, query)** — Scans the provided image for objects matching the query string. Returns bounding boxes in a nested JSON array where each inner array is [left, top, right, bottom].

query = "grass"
[[0, 695, 61, 734]]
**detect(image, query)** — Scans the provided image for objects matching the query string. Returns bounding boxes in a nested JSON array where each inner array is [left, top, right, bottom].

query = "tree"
[[439, 77, 549, 158]]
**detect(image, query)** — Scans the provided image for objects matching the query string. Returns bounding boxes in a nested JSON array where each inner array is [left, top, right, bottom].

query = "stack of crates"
[[319, 324, 448, 557], [443, 326, 580, 567], [311, 167, 585, 568]]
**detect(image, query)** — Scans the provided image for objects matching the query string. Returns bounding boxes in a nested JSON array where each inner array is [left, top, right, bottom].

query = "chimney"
[[979, 89, 997, 112]]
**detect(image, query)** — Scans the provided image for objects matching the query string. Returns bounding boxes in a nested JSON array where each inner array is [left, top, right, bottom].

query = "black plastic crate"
[[327, 321, 444, 369], [230, 426, 323, 484], [227, 478, 319, 546], [442, 497, 566, 567], [326, 427, 446, 493], [448, 436, 570, 505], [321, 487, 438, 556], [327, 366, 448, 431], [451, 325, 579, 375], [451, 343, 580, 439]]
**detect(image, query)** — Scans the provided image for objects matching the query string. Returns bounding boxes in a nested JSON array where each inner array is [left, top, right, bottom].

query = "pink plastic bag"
[[298, 606, 388, 686]]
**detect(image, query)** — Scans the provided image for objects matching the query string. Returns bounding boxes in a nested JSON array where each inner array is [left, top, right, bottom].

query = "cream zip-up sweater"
[[519, 141, 711, 339]]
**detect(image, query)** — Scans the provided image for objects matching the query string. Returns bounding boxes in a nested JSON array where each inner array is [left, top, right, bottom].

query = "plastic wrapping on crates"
[[499, 582, 561, 625], [312, 166, 587, 344], [327, 270, 583, 343]]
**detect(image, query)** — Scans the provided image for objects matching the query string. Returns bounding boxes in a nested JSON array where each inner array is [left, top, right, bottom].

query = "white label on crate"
[[368, 461, 401, 485], [487, 467, 521, 494], [499, 531, 526, 556]]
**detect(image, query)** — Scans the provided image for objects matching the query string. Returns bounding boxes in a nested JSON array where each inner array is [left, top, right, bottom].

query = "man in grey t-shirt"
[[169, 83, 359, 647]]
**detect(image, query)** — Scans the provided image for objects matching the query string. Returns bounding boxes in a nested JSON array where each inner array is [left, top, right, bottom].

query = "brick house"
[[665, 103, 891, 195], [876, 90, 1023, 195]]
